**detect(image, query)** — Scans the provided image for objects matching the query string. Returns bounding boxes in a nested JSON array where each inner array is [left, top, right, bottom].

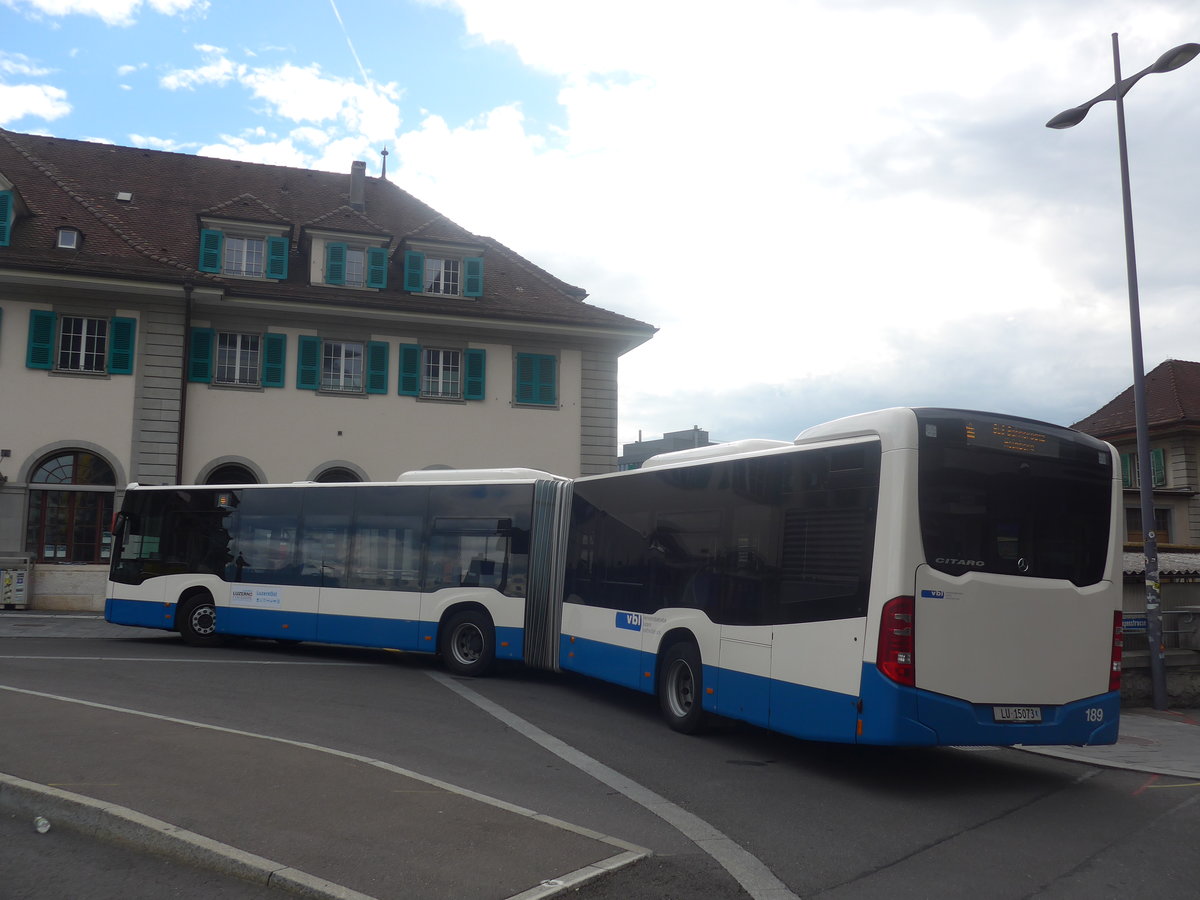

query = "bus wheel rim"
[[668, 659, 694, 717], [453, 624, 483, 664], [191, 606, 215, 636]]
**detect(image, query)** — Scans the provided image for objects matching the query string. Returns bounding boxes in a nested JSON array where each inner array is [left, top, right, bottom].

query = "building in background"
[[0, 129, 654, 609], [1073, 358, 1200, 667], [618, 426, 714, 470]]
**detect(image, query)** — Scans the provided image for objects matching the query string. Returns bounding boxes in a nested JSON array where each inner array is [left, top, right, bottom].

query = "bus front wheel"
[[177, 594, 222, 647], [659, 641, 705, 734], [440, 610, 496, 677]]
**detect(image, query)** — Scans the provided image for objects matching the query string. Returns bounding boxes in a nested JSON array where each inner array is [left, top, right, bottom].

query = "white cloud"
[[5, 0, 207, 27], [0, 82, 70, 125], [160, 45, 241, 89], [128, 133, 191, 151], [0, 52, 53, 77]]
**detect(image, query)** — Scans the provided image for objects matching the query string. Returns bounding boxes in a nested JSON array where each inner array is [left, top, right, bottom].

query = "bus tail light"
[[877, 595, 915, 687], [1109, 610, 1123, 693]]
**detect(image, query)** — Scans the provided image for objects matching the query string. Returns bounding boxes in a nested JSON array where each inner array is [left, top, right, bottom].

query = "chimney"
[[350, 160, 366, 212]]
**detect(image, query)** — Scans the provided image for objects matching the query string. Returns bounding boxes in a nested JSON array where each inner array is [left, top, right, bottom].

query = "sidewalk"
[[1020, 705, 1200, 779]]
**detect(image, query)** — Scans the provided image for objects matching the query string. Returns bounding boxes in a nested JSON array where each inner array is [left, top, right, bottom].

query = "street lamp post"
[[1047, 34, 1200, 711]]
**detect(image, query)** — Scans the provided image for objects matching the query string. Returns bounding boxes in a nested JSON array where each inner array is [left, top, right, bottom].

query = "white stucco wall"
[[181, 334, 584, 482], [0, 301, 136, 483]]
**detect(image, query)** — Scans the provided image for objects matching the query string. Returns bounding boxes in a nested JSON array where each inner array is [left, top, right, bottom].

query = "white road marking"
[[430, 671, 802, 900]]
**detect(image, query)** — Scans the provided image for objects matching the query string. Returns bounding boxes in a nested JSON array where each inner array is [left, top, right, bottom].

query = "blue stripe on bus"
[[106, 597, 175, 630], [106, 597, 525, 660], [857, 664, 1120, 746]]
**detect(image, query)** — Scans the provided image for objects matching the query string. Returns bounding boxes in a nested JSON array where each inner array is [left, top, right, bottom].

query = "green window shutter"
[[297, 335, 321, 390], [464, 348, 486, 400], [108, 317, 136, 375], [0, 190, 12, 246], [366, 341, 389, 394], [1121, 453, 1134, 488], [188, 328, 214, 383], [262, 333, 286, 388], [398, 343, 421, 395], [199, 229, 223, 273], [1151, 448, 1167, 488], [464, 257, 484, 297], [325, 242, 347, 285], [266, 236, 289, 280], [26, 309, 56, 370], [403, 251, 425, 292], [516, 353, 557, 406], [367, 247, 389, 289]]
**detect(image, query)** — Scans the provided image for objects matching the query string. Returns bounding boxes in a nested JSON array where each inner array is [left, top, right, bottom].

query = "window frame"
[[25, 450, 118, 564], [198, 221, 290, 281], [297, 336, 388, 395], [514, 352, 558, 407], [403, 247, 484, 298], [26, 310, 136, 376]]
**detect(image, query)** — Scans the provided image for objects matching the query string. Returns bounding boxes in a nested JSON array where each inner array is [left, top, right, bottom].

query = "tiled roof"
[[1072, 359, 1200, 438], [0, 128, 655, 342]]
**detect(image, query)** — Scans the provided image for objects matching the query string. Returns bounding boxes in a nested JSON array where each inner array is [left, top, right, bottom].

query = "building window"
[[297, 336, 387, 394], [216, 332, 261, 385], [224, 236, 265, 277], [58, 316, 108, 373], [322, 242, 388, 289], [26, 310, 136, 375], [515, 353, 557, 406], [425, 257, 460, 295], [322, 341, 364, 393], [188, 329, 285, 388], [1121, 449, 1167, 488], [1125, 507, 1172, 543], [57, 228, 80, 249], [398, 345, 485, 400], [25, 450, 116, 563], [423, 348, 461, 398], [205, 463, 257, 485], [198, 229, 289, 280], [315, 467, 362, 483], [403, 250, 483, 297]]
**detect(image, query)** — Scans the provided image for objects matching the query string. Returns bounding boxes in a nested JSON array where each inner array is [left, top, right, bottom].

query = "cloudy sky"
[[4, 0, 1200, 445]]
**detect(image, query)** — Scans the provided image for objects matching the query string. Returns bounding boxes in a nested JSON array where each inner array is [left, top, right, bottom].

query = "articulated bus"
[[106, 468, 571, 674], [106, 408, 1123, 746]]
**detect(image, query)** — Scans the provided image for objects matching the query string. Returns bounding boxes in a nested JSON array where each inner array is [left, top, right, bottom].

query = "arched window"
[[25, 450, 117, 563], [205, 464, 257, 485], [315, 467, 362, 483]]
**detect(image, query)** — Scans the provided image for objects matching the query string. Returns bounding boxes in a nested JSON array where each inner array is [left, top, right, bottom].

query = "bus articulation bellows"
[[106, 408, 1124, 747]]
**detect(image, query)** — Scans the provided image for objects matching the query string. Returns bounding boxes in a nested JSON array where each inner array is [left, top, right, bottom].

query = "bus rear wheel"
[[659, 641, 705, 734], [177, 594, 222, 646], [440, 610, 496, 677]]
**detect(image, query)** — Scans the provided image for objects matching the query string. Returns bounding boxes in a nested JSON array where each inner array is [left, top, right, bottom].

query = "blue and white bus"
[[106, 468, 570, 675], [106, 408, 1123, 747], [557, 408, 1123, 746]]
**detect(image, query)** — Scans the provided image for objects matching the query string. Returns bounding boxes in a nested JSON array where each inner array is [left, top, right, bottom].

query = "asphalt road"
[[3, 616, 1200, 899]]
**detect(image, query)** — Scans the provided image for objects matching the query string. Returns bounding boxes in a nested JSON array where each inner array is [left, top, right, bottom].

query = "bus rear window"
[[916, 411, 1113, 587]]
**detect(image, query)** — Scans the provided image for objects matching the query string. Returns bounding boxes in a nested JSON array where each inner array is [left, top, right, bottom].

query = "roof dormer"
[[302, 207, 393, 290], [0, 172, 29, 247]]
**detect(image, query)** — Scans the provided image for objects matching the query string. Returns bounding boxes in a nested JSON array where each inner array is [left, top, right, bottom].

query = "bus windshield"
[[915, 410, 1114, 587]]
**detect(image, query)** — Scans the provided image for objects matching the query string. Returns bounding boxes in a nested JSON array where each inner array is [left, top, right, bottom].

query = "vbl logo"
[[616, 612, 642, 631], [920, 589, 945, 599]]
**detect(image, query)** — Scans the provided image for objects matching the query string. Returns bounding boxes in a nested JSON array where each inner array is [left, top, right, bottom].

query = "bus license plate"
[[993, 706, 1042, 723]]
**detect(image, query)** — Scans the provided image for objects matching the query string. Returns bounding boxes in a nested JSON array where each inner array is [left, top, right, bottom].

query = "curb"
[[0, 772, 375, 900]]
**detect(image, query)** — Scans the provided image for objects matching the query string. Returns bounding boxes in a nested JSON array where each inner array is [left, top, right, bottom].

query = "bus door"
[[315, 487, 423, 650], [225, 487, 319, 641], [912, 565, 1114, 717]]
